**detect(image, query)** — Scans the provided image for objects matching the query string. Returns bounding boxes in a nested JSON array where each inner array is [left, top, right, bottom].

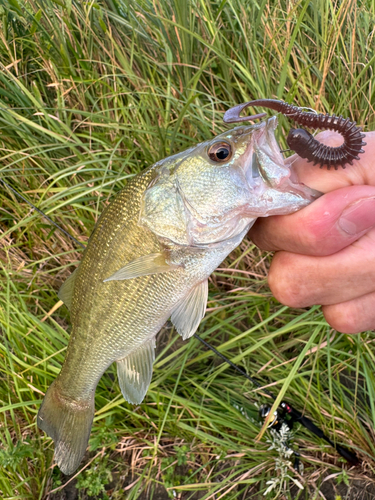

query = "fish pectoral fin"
[[117, 337, 156, 404], [171, 280, 208, 340], [58, 268, 79, 310], [103, 253, 180, 282]]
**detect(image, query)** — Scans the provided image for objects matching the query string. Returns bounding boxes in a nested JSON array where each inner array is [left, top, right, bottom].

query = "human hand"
[[249, 131, 375, 334]]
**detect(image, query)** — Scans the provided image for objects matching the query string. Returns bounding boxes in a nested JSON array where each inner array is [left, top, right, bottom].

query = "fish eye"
[[208, 142, 233, 163]]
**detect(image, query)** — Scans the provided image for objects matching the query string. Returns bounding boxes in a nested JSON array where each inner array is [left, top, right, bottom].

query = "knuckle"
[[298, 225, 320, 252], [323, 304, 360, 334], [296, 210, 332, 253], [268, 254, 311, 308], [249, 221, 278, 251]]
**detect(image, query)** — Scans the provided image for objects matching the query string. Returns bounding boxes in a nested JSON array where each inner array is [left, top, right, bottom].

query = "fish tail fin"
[[37, 380, 95, 475]]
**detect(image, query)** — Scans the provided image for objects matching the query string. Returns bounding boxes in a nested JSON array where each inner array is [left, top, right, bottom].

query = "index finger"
[[287, 130, 375, 193]]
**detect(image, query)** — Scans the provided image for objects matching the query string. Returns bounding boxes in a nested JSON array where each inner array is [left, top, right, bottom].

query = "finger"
[[249, 186, 375, 255], [267, 229, 375, 308], [323, 291, 375, 334], [286, 131, 375, 192]]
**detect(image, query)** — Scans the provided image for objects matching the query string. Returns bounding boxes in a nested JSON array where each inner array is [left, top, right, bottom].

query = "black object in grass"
[[194, 333, 359, 466]]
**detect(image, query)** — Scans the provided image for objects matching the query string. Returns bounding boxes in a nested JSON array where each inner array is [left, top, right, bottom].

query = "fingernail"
[[339, 198, 375, 235]]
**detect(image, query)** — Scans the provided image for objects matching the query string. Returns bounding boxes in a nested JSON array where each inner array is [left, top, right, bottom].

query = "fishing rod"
[[193, 333, 359, 466], [1, 177, 359, 467]]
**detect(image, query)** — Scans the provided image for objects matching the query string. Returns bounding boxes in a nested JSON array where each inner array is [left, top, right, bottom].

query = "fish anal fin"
[[58, 268, 79, 310], [117, 337, 156, 404], [171, 280, 208, 340], [103, 253, 180, 282], [37, 380, 94, 475]]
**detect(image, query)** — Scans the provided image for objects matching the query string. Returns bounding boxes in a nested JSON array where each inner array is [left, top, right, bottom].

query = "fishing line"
[[1, 179, 359, 465], [193, 333, 275, 400], [0, 178, 85, 249]]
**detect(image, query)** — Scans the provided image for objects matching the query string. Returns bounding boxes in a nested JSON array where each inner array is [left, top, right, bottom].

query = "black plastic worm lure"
[[223, 99, 366, 170]]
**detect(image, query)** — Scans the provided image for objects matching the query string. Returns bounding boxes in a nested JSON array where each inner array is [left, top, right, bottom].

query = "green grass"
[[0, 0, 375, 498]]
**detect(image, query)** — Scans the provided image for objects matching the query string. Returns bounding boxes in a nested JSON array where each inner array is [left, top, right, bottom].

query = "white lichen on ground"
[[264, 423, 304, 497]]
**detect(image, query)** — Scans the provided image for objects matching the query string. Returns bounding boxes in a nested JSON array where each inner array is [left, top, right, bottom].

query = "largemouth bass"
[[37, 117, 319, 474]]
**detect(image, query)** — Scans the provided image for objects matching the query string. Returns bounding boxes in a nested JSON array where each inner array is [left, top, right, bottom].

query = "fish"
[[37, 116, 320, 474]]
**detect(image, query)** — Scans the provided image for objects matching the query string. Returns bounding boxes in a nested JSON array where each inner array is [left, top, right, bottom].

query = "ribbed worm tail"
[[223, 99, 366, 169]]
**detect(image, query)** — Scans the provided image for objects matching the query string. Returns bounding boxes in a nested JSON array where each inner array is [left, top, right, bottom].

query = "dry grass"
[[1, 0, 375, 498]]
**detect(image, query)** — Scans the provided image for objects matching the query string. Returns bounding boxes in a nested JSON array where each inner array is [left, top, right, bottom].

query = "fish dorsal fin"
[[58, 268, 79, 310], [170, 280, 208, 340], [116, 337, 156, 404], [103, 253, 180, 282]]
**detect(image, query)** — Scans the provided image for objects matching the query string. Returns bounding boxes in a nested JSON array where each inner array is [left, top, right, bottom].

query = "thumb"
[[249, 185, 375, 256]]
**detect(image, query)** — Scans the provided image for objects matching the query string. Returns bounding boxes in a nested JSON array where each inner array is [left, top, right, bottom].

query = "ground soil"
[[48, 472, 375, 500]]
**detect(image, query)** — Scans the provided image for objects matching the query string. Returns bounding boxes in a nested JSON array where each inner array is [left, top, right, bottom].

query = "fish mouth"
[[251, 117, 322, 200], [242, 117, 322, 217], [287, 172, 322, 201], [286, 158, 322, 200]]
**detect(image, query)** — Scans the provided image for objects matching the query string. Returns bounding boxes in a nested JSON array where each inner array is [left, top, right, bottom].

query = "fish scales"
[[37, 118, 321, 474], [59, 170, 189, 395]]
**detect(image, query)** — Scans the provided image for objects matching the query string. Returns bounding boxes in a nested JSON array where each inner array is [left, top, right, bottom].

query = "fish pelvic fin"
[[103, 253, 180, 282], [58, 268, 79, 310], [117, 337, 156, 404], [37, 380, 94, 475], [171, 280, 208, 340]]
